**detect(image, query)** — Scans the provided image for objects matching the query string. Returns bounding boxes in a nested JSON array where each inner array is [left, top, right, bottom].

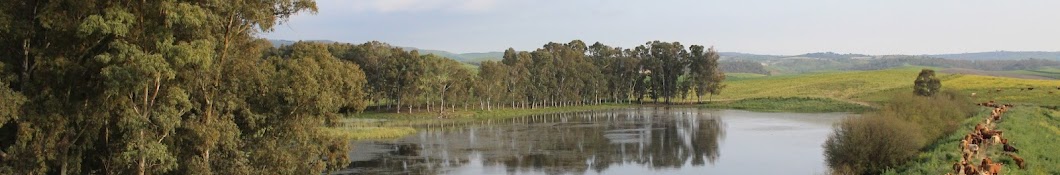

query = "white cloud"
[[346, 0, 499, 13]]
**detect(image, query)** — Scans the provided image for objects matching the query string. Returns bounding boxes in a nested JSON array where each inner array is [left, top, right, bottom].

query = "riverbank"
[[700, 97, 873, 113]]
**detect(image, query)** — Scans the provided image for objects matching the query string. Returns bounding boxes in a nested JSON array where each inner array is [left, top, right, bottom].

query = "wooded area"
[[0, 1, 725, 174]]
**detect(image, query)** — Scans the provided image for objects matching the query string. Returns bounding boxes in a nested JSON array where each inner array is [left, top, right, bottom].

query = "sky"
[[264, 0, 1060, 55]]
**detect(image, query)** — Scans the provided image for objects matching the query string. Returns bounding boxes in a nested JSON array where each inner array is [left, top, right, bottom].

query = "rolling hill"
[[928, 51, 1060, 61]]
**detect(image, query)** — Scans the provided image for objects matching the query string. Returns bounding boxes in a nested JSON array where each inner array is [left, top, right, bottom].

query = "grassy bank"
[[700, 97, 872, 113], [885, 107, 1060, 175]]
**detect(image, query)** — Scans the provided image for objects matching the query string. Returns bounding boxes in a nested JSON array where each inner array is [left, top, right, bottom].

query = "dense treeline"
[[324, 40, 726, 113], [0, 1, 369, 174]]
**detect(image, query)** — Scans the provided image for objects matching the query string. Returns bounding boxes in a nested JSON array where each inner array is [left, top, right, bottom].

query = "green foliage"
[[914, 69, 942, 96], [824, 90, 975, 174], [826, 114, 923, 175], [0, 1, 370, 174]]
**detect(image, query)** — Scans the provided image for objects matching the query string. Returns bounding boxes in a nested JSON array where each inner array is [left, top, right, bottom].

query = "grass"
[[322, 127, 418, 140], [942, 74, 1060, 105], [885, 107, 1060, 175], [1009, 67, 1060, 79], [707, 67, 930, 102], [701, 97, 872, 113], [680, 66, 1059, 105], [725, 73, 769, 80]]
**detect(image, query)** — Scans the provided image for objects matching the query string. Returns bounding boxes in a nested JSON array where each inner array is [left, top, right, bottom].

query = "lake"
[[337, 108, 849, 175]]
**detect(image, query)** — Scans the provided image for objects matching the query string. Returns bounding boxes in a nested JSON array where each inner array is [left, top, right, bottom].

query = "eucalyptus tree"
[[477, 61, 507, 111], [0, 0, 369, 174], [501, 49, 532, 108]]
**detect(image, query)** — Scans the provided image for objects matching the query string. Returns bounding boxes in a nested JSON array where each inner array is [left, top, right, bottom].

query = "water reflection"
[[338, 108, 844, 175]]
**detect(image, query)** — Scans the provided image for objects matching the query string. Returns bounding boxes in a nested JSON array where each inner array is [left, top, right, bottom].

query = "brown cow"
[[964, 164, 979, 175], [952, 161, 964, 174], [1003, 143, 1019, 153], [1007, 153, 1027, 169], [980, 157, 994, 172], [987, 162, 1003, 175]]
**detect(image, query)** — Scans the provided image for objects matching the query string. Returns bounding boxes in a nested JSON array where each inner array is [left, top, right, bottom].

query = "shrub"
[[825, 115, 924, 174]]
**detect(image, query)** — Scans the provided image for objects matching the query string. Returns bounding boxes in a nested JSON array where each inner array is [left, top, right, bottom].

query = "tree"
[[702, 47, 726, 102], [913, 69, 941, 96], [477, 61, 507, 111], [0, 1, 370, 174]]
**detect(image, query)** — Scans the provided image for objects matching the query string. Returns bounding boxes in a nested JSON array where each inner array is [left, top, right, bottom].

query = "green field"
[[1009, 67, 1060, 79], [885, 107, 1060, 175], [696, 66, 1060, 106]]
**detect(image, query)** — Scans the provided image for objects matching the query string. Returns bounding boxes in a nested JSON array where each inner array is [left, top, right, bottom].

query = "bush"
[[825, 115, 924, 175], [824, 89, 975, 174]]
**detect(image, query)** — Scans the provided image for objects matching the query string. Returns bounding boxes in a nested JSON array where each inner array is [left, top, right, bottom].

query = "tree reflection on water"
[[340, 108, 725, 175]]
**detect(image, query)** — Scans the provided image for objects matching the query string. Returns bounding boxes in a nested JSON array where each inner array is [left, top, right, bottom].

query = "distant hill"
[[928, 51, 1060, 61], [398, 47, 503, 64]]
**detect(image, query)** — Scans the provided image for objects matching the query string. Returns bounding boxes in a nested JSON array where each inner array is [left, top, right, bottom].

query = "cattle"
[[971, 92, 977, 97], [995, 89, 1003, 93], [1027, 87, 1035, 91], [952, 161, 964, 174], [992, 135, 1002, 145], [964, 164, 979, 175], [980, 157, 993, 171], [1003, 143, 1020, 153], [987, 162, 1003, 175], [1007, 153, 1027, 170]]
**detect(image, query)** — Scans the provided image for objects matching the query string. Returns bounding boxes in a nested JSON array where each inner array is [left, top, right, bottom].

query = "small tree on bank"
[[913, 69, 941, 96]]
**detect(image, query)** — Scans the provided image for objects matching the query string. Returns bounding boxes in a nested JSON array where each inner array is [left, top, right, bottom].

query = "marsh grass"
[[322, 127, 418, 140], [701, 97, 872, 113]]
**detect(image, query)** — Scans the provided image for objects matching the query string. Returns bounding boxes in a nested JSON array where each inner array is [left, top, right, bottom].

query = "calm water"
[[337, 108, 848, 175]]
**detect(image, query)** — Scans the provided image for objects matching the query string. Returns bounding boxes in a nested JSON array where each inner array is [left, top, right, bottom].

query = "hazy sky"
[[264, 0, 1060, 55]]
